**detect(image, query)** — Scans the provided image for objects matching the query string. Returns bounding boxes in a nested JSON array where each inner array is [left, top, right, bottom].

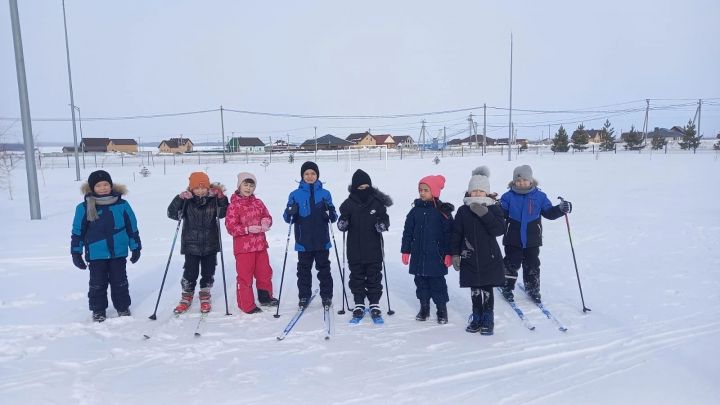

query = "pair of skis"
[[497, 284, 567, 332], [348, 308, 384, 325], [143, 310, 208, 339], [276, 289, 334, 341]]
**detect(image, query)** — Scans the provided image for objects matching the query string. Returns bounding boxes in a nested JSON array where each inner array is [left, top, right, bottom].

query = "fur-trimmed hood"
[[507, 179, 539, 190], [187, 181, 226, 193], [81, 182, 128, 196], [346, 185, 393, 207]]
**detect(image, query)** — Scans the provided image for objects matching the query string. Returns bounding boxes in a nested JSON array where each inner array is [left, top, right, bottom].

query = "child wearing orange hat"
[[400, 174, 455, 324], [167, 171, 229, 314]]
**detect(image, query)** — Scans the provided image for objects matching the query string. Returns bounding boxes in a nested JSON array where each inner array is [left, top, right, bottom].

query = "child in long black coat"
[[401, 175, 454, 324], [337, 169, 393, 320], [451, 167, 505, 335]]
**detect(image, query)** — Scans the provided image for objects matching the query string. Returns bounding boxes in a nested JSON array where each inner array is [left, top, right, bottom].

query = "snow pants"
[[182, 253, 216, 292], [297, 250, 333, 301], [414, 275, 448, 305], [88, 257, 130, 312], [348, 261, 383, 306], [234, 250, 273, 313], [503, 245, 541, 292]]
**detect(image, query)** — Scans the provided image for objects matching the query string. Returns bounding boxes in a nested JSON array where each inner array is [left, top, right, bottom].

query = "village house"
[[346, 131, 376, 147], [107, 139, 138, 154], [300, 134, 353, 151], [226, 137, 265, 153], [158, 137, 193, 154]]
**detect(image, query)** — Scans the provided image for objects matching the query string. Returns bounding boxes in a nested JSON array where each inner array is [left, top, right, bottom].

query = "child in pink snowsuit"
[[225, 172, 278, 314]]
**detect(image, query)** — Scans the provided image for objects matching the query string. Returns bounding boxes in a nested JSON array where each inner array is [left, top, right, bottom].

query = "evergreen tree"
[[599, 119, 616, 151], [571, 123, 589, 151], [678, 120, 702, 152], [623, 125, 645, 150], [551, 125, 570, 152], [651, 134, 668, 150]]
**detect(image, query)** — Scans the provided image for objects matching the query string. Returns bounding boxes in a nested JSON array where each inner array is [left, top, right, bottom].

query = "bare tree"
[[0, 121, 24, 200]]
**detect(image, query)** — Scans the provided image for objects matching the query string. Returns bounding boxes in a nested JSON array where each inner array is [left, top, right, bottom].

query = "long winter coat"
[[167, 184, 228, 256], [283, 180, 336, 252], [401, 198, 454, 277], [71, 183, 141, 261], [500, 185, 564, 248], [224, 192, 272, 254], [451, 202, 505, 288], [338, 187, 392, 264]]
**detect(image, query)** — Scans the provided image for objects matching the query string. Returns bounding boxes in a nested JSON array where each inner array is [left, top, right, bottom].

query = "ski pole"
[[558, 196, 591, 313], [379, 234, 395, 315], [149, 208, 184, 320], [329, 222, 351, 314], [216, 203, 231, 316], [274, 222, 293, 318]]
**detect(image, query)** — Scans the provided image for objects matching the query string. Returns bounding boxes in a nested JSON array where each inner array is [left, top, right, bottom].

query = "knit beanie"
[[351, 169, 372, 189], [467, 166, 491, 193], [88, 170, 113, 190], [237, 172, 257, 189], [513, 165, 534, 182], [188, 172, 210, 189], [419, 175, 446, 198], [301, 161, 319, 178]]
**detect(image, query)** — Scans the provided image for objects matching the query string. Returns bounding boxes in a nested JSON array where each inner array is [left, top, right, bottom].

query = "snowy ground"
[[1, 151, 719, 404]]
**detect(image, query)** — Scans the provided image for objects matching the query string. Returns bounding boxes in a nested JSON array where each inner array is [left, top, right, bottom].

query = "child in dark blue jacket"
[[283, 161, 338, 309], [401, 175, 454, 324], [500, 165, 572, 303], [70, 170, 141, 322]]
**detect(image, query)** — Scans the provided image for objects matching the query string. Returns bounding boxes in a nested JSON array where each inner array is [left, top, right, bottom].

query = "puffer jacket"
[[167, 184, 228, 256], [338, 186, 392, 264], [500, 184, 564, 248], [282, 180, 337, 252], [451, 202, 505, 288], [401, 198, 454, 277], [71, 183, 141, 261], [224, 192, 273, 254]]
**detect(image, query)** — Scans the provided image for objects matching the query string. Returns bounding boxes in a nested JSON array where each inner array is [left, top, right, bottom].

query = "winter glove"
[[209, 188, 225, 199], [401, 253, 410, 266], [247, 225, 263, 234], [72, 253, 87, 270], [469, 202, 489, 217], [559, 200, 573, 214], [328, 208, 338, 223], [260, 217, 271, 232], [374, 222, 388, 233], [286, 203, 299, 222], [179, 191, 193, 200], [337, 219, 349, 232], [443, 255, 453, 268], [452, 255, 461, 272], [130, 250, 141, 264]]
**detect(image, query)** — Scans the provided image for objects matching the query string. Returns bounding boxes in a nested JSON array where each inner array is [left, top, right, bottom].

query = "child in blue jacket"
[[500, 165, 572, 303], [401, 175, 454, 324], [70, 170, 141, 322], [283, 161, 338, 309]]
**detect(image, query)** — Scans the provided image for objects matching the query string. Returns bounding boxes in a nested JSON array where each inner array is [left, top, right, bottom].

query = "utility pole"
[[642, 99, 650, 147], [269, 136, 272, 163], [483, 103, 487, 155], [419, 120, 427, 159], [443, 126, 446, 150], [697, 99, 702, 139], [62, 0, 81, 181], [508, 33, 513, 162], [10, 0, 41, 219], [468, 114, 475, 149], [314, 126, 317, 160], [220, 106, 226, 163]]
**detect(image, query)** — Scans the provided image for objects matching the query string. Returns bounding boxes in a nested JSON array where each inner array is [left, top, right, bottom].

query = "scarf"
[[85, 193, 119, 222], [463, 196, 496, 206]]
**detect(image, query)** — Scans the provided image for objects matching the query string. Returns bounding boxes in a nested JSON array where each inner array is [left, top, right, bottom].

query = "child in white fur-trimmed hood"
[[450, 166, 506, 335]]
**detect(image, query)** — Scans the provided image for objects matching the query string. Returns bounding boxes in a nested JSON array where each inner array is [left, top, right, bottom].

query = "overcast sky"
[[2, 0, 719, 145]]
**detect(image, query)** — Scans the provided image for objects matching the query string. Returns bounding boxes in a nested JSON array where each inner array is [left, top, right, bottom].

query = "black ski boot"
[[258, 289, 279, 307], [298, 297, 310, 309], [321, 297, 332, 308], [117, 309, 131, 317], [466, 312, 482, 333], [415, 300, 431, 321], [501, 286, 514, 302], [352, 305, 366, 318], [369, 304, 382, 320], [92, 310, 106, 323], [524, 267, 542, 303], [480, 311, 494, 335], [436, 303, 448, 325]]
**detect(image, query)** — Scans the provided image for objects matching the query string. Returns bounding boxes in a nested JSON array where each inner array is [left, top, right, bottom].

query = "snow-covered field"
[[1, 152, 718, 404]]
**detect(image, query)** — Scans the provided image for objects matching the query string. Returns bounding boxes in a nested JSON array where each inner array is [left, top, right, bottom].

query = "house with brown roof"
[[301, 134, 353, 150], [107, 139, 138, 154], [393, 135, 415, 148], [80, 138, 110, 152], [159, 137, 194, 154], [346, 131, 376, 147], [372, 134, 396, 148]]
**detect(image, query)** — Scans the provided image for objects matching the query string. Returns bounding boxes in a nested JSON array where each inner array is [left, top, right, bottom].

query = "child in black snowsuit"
[[401, 175, 454, 324], [451, 167, 505, 335], [167, 172, 229, 314], [499, 165, 572, 303], [70, 170, 141, 322], [283, 161, 338, 309], [337, 169, 392, 320]]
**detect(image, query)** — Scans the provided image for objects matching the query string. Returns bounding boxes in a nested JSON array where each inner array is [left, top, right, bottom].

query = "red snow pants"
[[234, 249, 273, 313]]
